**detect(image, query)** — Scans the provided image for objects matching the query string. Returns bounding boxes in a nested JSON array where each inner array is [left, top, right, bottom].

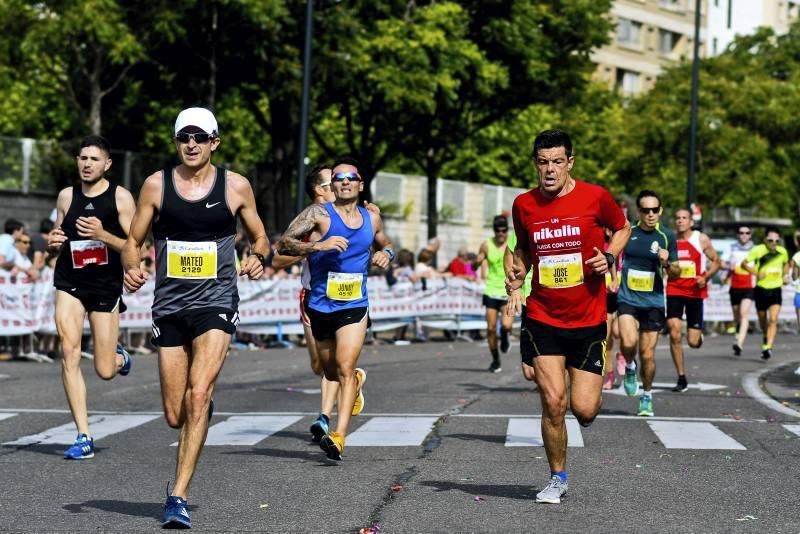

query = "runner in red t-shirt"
[[665, 208, 721, 392], [504, 129, 630, 505]]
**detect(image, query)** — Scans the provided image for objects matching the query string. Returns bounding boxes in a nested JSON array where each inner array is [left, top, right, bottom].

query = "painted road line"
[[347, 417, 438, 446], [186, 415, 303, 447], [647, 421, 746, 450], [0, 413, 16, 422], [604, 381, 727, 396], [742, 364, 800, 419], [3, 414, 160, 446], [505, 417, 584, 447], [783, 424, 800, 437]]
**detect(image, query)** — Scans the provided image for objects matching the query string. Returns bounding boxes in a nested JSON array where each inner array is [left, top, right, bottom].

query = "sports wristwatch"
[[603, 252, 615, 268]]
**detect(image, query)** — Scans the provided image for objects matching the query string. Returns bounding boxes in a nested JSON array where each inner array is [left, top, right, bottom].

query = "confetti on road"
[[259, 504, 269, 509], [389, 485, 403, 492], [474, 496, 485, 502], [735, 515, 758, 522]]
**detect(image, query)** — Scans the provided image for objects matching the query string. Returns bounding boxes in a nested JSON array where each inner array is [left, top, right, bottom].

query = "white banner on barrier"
[[0, 269, 798, 336]]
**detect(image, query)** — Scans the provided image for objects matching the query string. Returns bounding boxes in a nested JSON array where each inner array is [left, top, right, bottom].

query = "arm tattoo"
[[277, 204, 329, 256]]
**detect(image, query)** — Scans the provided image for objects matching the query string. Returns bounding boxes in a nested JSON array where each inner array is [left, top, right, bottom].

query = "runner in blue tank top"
[[278, 157, 394, 461]]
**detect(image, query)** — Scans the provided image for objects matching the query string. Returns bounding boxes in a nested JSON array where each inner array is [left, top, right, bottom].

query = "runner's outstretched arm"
[[229, 172, 269, 280], [122, 173, 160, 293], [278, 204, 346, 257]]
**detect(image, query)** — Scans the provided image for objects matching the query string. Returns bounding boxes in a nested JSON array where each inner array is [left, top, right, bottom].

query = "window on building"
[[658, 29, 680, 54], [712, 37, 718, 56], [616, 68, 641, 96], [789, 1, 799, 19], [617, 18, 642, 47], [658, 0, 684, 11]]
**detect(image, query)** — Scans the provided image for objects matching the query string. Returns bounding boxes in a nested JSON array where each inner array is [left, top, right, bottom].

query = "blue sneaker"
[[63, 433, 94, 459], [623, 366, 639, 397], [117, 344, 132, 376], [163, 489, 191, 529], [310, 414, 329, 443], [637, 394, 654, 417]]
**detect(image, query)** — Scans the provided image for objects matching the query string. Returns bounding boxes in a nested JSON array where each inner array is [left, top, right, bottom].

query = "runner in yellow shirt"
[[741, 228, 790, 360]]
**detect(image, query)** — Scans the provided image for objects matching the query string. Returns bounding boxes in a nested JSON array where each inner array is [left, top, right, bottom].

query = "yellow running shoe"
[[320, 431, 345, 461], [351, 368, 366, 416]]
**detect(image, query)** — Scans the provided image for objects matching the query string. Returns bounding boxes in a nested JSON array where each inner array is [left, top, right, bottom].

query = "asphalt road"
[[1, 330, 798, 533]]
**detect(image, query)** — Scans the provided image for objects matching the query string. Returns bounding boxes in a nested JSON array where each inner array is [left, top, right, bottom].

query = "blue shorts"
[[794, 293, 800, 309]]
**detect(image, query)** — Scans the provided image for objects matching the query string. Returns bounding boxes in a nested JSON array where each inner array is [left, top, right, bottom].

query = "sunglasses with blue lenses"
[[175, 132, 215, 144], [331, 172, 362, 183]]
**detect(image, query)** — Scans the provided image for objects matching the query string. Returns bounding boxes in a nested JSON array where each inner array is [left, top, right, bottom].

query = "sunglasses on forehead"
[[175, 132, 215, 144], [332, 172, 362, 183]]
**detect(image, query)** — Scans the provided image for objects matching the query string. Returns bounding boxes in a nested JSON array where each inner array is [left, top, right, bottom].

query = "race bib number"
[[326, 272, 364, 301], [167, 240, 217, 279], [678, 260, 697, 279], [70, 240, 108, 269], [627, 269, 655, 292], [538, 253, 583, 289]]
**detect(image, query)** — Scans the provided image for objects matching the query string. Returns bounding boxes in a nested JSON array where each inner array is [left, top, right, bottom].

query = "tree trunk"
[[89, 54, 103, 135], [207, 2, 218, 109], [425, 158, 441, 240]]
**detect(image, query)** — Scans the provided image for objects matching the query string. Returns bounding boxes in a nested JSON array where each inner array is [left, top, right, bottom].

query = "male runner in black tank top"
[[122, 107, 270, 529], [46, 135, 136, 460]]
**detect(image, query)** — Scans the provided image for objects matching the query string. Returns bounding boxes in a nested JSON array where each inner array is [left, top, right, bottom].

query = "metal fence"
[[0, 136, 173, 194]]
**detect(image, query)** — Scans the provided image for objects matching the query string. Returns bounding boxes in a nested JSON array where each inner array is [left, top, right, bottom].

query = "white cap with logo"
[[174, 107, 218, 136]]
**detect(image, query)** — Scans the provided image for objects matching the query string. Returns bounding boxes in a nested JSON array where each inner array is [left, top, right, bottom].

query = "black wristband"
[[253, 252, 267, 267]]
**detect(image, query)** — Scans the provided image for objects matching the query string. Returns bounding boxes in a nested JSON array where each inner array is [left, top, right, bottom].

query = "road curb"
[[742, 361, 800, 419]]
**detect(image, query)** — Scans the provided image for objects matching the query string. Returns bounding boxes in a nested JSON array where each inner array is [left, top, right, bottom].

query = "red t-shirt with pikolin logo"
[[512, 179, 627, 329]]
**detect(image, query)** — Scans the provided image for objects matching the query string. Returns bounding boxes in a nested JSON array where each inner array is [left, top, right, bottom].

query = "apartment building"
[[592, 0, 707, 95], [707, 0, 800, 56]]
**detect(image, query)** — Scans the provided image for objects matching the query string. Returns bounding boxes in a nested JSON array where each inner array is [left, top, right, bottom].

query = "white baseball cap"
[[174, 107, 218, 136]]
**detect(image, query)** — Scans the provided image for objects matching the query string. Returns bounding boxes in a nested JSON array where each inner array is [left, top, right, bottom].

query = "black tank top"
[[151, 166, 239, 319], [54, 183, 124, 294]]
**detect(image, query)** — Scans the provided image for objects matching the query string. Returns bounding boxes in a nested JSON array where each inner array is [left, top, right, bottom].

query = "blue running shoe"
[[637, 394, 654, 417], [163, 486, 191, 529], [63, 433, 94, 460], [117, 344, 132, 376], [623, 366, 639, 397], [310, 414, 329, 443]]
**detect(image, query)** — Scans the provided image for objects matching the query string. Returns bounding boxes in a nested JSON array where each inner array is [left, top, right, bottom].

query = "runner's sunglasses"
[[638, 207, 660, 214], [175, 132, 215, 144], [332, 172, 362, 183]]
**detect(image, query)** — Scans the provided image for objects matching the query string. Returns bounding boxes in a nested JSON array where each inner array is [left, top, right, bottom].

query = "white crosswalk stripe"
[[2, 414, 160, 446], [505, 417, 585, 447], [647, 421, 746, 450], [783, 424, 800, 437], [348, 417, 439, 446], [182, 415, 303, 447], [0, 412, 762, 450]]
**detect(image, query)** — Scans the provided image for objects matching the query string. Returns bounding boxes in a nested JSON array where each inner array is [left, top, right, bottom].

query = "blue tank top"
[[308, 203, 373, 312]]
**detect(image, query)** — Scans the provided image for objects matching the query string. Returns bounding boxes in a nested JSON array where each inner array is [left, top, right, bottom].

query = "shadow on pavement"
[[63, 499, 170, 519], [444, 433, 506, 444], [222, 447, 330, 463], [418, 480, 536, 500], [1, 444, 105, 457], [457, 382, 534, 394]]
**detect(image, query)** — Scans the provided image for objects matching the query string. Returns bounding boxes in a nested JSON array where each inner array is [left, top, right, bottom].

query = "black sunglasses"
[[766, 238, 779, 243], [494, 227, 508, 233], [638, 207, 660, 214], [738, 230, 751, 235], [332, 172, 362, 183], [175, 132, 214, 144]]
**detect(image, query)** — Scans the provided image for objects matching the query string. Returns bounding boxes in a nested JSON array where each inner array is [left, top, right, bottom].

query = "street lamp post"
[[686, 0, 702, 211], [295, 0, 314, 214]]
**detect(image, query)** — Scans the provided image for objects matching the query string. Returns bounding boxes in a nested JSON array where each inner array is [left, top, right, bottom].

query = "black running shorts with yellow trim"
[[152, 307, 239, 347], [520, 318, 607, 375], [306, 306, 370, 341]]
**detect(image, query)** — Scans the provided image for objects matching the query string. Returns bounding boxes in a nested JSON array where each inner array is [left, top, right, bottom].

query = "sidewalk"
[[762, 361, 800, 414]]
